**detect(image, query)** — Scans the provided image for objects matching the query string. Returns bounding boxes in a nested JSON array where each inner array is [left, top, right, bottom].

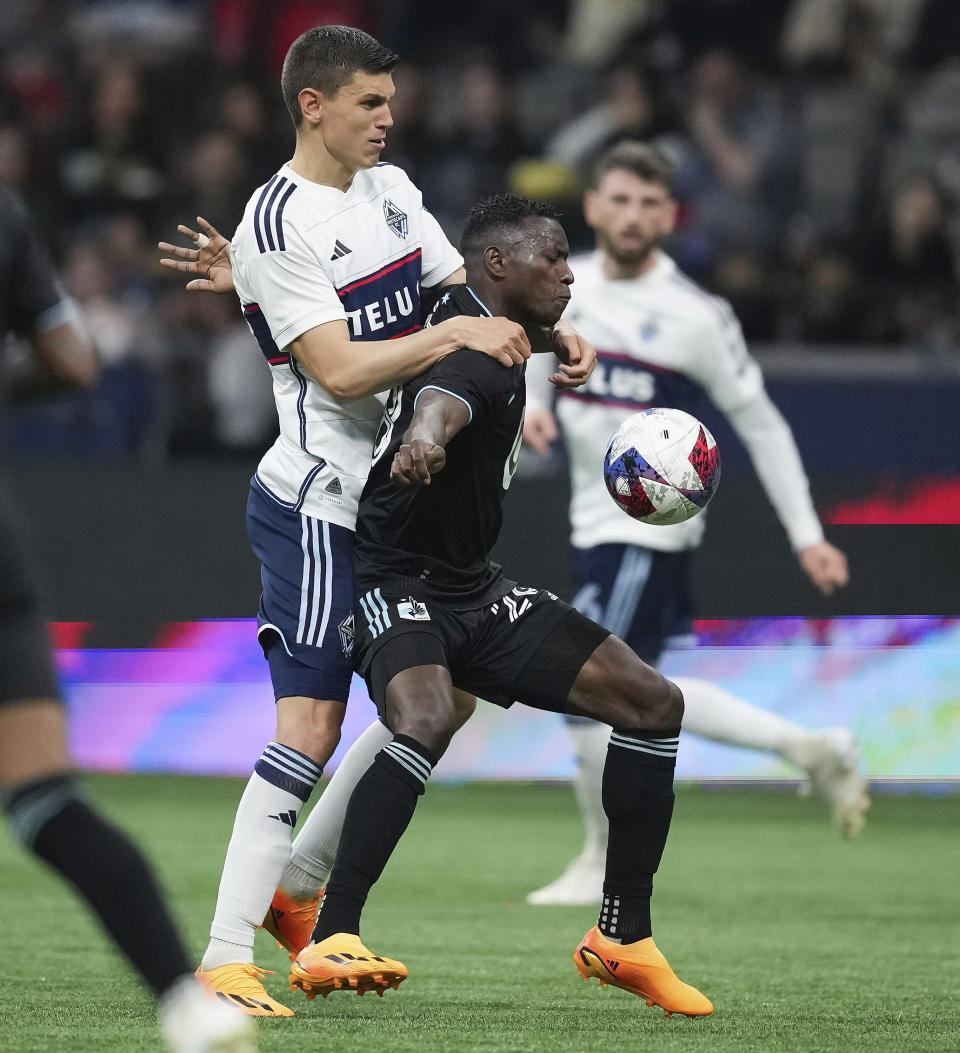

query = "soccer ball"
[[603, 408, 721, 525]]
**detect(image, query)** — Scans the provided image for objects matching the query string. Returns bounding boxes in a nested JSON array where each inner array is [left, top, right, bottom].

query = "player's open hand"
[[549, 320, 597, 389], [798, 540, 849, 595], [158, 217, 235, 293], [451, 316, 531, 367], [391, 440, 446, 488], [522, 407, 558, 455]]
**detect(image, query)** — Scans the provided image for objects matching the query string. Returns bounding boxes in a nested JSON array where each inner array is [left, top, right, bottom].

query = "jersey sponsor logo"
[[338, 612, 355, 658], [582, 358, 656, 404], [397, 597, 430, 621], [338, 250, 422, 340], [564, 351, 702, 413], [383, 198, 408, 239]]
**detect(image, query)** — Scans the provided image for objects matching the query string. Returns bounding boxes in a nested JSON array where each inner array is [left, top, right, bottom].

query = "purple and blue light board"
[[58, 617, 960, 781]]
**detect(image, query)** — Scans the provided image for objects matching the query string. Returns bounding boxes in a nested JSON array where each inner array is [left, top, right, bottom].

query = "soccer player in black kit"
[[0, 187, 254, 1051], [289, 194, 713, 1018]]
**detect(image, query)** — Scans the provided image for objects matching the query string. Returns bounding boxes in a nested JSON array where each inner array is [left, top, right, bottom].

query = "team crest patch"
[[397, 597, 430, 621], [339, 612, 355, 658], [383, 199, 408, 239]]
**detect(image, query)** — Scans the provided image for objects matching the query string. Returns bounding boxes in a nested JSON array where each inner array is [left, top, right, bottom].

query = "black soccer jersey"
[[0, 187, 68, 343], [354, 284, 526, 608]]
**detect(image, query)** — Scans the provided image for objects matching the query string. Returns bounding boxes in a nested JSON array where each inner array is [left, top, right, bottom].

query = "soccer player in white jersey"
[[160, 25, 595, 1015], [521, 141, 870, 905]]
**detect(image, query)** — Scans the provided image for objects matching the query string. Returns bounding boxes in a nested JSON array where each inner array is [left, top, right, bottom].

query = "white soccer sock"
[[568, 720, 610, 862], [279, 719, 393, 900], [672, 677, 810, 767], [201, 742, 322, 971]]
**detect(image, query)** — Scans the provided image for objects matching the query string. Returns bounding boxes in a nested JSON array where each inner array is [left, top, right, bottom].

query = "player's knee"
[[610, 665, 682, 733], [274, 698, 344, 765], [390, 703, 459, 759]]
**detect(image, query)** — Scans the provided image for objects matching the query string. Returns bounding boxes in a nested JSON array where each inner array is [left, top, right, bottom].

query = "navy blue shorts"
[[563, 544, 692, 728], [569, 544, 694, 666], [246, 479, 356, 703]]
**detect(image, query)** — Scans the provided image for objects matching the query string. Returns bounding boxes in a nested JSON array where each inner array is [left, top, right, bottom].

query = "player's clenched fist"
[[391, 440, 446, 487]]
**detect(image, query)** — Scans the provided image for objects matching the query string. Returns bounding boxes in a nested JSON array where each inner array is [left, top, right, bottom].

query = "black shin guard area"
[[600, 730, 678, 944], [313, 737, 434, 942], [4, 774, 192, 994]]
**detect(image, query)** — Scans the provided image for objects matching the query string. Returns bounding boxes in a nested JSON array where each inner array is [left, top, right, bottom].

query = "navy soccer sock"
[[311, 735, 434, 942], [597, 728, 679, 944], [3, 774, 192, 995]]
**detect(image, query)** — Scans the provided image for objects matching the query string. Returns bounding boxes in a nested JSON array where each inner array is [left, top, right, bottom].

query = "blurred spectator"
[[166, 129, 252, 239], [208, 314, 277, 454], [0, 123, 30, 192], [545, 61, 678, 178], [671, 49, 796, 336], [424, 59, 527, 232], [380, 64, 432, 188], [857, 170, 959, 346], [60, 62, 166, 225], [906, 0, 960, 73], [212, 80, 288, 187]]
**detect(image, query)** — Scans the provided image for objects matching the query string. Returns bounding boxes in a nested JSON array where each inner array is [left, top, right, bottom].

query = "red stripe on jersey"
[[337, 250, 422, 296]]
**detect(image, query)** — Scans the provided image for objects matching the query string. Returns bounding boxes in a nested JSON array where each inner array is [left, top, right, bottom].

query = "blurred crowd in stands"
[[1, 0, 959, 458]]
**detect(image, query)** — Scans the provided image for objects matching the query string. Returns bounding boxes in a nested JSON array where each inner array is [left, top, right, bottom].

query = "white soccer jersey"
[[232, 162, 463, 530], [526, 249, 824, 553]]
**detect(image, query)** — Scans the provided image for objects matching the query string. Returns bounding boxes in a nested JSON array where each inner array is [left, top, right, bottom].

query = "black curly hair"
[[460, 193, 562, 259]]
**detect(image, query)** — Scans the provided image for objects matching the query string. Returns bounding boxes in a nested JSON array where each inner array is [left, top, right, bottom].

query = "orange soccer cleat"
[[197, 962, 295, 1017], [262, 887, 322, 960], [574, 926, 714, 1017], [289, 933, 408, 1000]]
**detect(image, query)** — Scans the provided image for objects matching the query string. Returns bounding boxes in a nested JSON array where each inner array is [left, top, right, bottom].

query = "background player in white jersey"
[[522, 141, 869, 906], [159, 25, 595, 1015]]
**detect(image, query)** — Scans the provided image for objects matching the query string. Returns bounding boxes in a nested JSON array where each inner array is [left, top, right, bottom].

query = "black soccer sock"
[[597, 727, 679, 945], [311, 735, 435, 942], [3, 775, 192, 995]]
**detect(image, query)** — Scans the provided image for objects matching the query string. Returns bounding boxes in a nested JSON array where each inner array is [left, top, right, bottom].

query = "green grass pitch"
[[1, 776, 957, 1052]]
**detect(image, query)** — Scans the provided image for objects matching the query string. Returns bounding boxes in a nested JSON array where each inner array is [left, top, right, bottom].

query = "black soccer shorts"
[[354, 581, 610, 715], [0, 490, 62, 706]]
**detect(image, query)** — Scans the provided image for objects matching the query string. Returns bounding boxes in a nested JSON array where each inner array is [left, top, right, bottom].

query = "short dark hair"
[[460, 193, 561, 258], [280, 25, 398, 128], [589, 140, 675, 194]]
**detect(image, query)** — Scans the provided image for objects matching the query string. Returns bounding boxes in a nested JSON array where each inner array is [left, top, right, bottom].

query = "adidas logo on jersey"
[[330, 239, 352, 260], [268, 809, 298, 826], [383, 198, 408, 239], [325, 477, 343, 495]]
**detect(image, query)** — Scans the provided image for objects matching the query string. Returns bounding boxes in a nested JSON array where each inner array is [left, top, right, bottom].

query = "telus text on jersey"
[[344, 286, 416, 337]]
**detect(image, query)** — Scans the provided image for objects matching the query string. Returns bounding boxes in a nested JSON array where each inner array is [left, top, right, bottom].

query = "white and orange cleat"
[[262, 888, 322, 960], [289, 933, 408, 1000], [574, 927, 713, 1017]]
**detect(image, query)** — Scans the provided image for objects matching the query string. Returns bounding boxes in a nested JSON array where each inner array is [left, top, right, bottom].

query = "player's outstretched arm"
[[391, 389, 471, 488], [292, 315, 530, 402], [798, 540, 849, 595], [158, 217, 235, 293]]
